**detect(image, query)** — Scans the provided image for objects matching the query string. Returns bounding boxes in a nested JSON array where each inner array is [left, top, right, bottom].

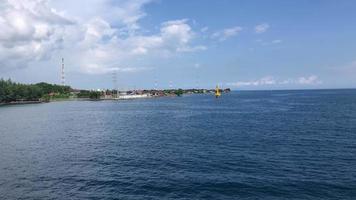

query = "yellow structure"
[[215, 85, 221, 98]]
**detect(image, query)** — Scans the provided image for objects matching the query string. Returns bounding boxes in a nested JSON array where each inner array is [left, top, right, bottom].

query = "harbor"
[[0, 79, 231, 105], [98, 88, 231, 100]]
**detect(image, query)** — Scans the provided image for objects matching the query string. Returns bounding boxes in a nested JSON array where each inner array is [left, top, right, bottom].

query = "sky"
[[1, 0, 356, 90]]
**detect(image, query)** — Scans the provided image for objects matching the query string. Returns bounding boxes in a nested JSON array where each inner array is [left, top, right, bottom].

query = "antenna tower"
[[154, 78, 158, 90], [61, 58, 65, 86], [112, 70, 118, 97]]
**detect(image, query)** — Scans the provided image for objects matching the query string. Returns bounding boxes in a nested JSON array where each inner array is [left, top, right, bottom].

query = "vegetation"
[[174, 88, 184, 96], [76, 90, 102, 100], [0, 79, 72, 103], [89, 91, 102, 100], [35, 82, 71, 94]]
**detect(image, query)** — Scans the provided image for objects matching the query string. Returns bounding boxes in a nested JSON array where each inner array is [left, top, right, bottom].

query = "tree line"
[[76, 90, 102, 99], [0, 79, 72, 103]]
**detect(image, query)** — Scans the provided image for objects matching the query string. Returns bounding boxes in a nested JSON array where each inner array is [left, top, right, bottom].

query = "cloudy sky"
[[1, 0, 356, 90]]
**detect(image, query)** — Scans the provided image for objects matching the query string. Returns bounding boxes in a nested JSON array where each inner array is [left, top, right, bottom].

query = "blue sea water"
[[1, 90, 356, 199]]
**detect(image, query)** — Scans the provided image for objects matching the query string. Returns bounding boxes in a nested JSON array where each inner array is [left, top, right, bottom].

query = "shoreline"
[[0, 96, 159, 106], [0, 92, 224, 106], [0, 101, 46, 106]]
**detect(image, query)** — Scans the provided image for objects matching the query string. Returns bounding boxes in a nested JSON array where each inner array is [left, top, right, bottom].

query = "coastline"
[[0, 91, 228, 106], [0, 101, 45, 106], [0, 96, 154, 106]]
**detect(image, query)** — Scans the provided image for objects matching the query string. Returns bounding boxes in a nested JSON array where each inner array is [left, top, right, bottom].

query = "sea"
[[0, 90, 356, 199]]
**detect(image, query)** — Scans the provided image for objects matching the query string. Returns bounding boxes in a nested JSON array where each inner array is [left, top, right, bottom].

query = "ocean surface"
[[1, 90, 356, 200]]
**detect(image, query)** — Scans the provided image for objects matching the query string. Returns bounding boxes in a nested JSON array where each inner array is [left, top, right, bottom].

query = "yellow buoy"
[[215, 85, 221, 98]]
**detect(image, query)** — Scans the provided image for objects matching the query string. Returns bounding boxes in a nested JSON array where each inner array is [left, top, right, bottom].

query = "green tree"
[[89, 91, 102, 100], [0, 79, 71, 103], [174, 89, 184, 96]]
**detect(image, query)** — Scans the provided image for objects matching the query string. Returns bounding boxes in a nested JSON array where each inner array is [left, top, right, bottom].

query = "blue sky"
[[1, 0, 356, 90]]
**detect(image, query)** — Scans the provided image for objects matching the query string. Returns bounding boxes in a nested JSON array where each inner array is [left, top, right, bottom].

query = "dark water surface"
[[1, 90, 356, 199]]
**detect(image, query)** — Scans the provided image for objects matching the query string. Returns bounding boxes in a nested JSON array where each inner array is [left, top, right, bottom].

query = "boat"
[[215, 85, 221, 98]]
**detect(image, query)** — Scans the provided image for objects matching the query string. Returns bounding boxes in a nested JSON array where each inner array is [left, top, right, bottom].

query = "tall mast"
[[112, 70, 118, 98], [61, 58, 65, 86], [154, 77, 158, 90]]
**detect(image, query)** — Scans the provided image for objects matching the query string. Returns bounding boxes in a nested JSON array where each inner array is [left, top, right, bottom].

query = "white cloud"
[[262, 39, 283, 46], [228, 76, 276, 87], [177, 45, 207, 52], [255, 23, 269, 34], [212, 26, 242, 41], [227, 75, 322, 87], [49, 0, 152, 32], [297, 75, 322, 85], [0, 0, 205, 74], [0, 0, 73, 70], [106, 0, 152, 30], [160, 19, 194, 47], [111, 66, 151, 73], [255, 39, 282, 46], [73, 18, 205, 74]]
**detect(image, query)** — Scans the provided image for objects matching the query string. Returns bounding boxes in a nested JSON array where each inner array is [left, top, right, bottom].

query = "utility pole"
[[61, 58, 65, 86], [112, 70, 118, 98], [154, 78, 158, 90]]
